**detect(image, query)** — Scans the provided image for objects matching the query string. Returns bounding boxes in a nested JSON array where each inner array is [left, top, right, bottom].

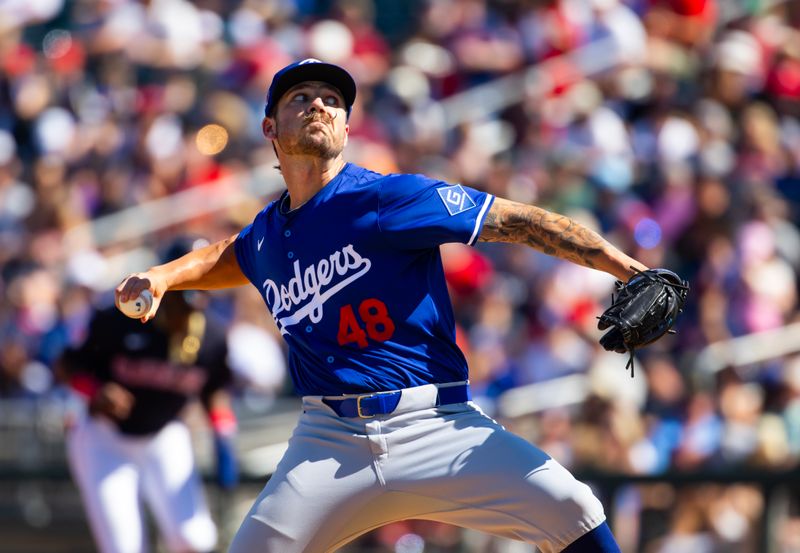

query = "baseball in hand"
[[118, 290, 153, 319]]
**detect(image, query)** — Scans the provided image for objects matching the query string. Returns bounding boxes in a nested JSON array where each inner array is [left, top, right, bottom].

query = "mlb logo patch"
[[437, 184, 476, 216]]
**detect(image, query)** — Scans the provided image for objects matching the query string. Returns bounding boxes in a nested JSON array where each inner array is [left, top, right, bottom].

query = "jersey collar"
[[277, 163, 353, 218]]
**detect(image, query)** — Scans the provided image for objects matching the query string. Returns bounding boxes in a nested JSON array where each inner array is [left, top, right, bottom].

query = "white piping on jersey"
[[468, 195, 494, 246], [262, 244, 371, 335]]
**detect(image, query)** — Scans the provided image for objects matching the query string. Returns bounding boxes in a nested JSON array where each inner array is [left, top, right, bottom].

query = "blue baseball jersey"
[[235, 163, 494, 396]]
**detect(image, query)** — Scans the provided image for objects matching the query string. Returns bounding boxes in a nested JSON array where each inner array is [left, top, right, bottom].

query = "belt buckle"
[[356, 394, 376, 419]]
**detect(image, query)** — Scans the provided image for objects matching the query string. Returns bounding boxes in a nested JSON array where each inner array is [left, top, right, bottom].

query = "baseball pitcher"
[[116, 60, 686, 553]]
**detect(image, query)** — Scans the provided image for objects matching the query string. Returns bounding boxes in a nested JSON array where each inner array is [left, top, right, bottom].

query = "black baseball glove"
[[597, 268, 689, 377]]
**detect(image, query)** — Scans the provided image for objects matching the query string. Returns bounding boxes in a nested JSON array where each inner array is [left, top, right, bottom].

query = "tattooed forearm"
[[480, 197, 607, 268]]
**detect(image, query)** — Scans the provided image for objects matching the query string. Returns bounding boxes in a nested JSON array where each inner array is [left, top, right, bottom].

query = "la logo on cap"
[[299, 58, 323, 65]]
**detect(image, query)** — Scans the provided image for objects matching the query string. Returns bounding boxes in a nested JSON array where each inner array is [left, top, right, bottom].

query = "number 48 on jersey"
[[337, 298, 395, 347]]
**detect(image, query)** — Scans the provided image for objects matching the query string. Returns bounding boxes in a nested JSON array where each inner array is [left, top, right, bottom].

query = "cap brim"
[[269, 63, 356, 115]]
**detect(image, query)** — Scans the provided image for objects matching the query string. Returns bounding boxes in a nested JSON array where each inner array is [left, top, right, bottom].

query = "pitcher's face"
[[267, 81, 349, 159]]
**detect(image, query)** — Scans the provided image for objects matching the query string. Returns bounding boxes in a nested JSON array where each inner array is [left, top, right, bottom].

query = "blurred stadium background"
[[2, 0, 800, 551]]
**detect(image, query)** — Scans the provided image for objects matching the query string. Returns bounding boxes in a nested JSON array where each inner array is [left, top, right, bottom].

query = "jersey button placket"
[[283, 228, 293, 260]]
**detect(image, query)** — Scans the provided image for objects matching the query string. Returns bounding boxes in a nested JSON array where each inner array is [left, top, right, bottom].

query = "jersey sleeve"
[[200, 321, 233, 400], [61, 308, 116, 381], [234, 206, 268, 285], [377, 174, 494, 250]]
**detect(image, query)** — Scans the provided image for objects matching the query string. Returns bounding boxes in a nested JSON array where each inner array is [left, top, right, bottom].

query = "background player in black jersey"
[[58, 241, 239, 553]]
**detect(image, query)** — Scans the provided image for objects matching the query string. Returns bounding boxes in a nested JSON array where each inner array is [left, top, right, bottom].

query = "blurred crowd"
[[2, 0, 800, 551]]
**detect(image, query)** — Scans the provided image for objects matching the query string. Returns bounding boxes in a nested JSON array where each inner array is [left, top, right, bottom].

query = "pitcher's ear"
[[262, 117, 276, 139]]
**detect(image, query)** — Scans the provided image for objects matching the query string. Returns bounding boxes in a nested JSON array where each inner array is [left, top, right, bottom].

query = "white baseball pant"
[[228, 383, 605, 553], [66, 417, 217, 553]]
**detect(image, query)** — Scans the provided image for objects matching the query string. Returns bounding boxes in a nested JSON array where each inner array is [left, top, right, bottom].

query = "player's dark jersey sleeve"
[[199, 319, 233, 403], [377, 174, 494, 250], [60, 308, 116, 381]]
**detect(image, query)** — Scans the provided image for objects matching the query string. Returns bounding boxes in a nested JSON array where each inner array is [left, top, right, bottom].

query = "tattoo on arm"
[[479, 198, 606, 268]]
